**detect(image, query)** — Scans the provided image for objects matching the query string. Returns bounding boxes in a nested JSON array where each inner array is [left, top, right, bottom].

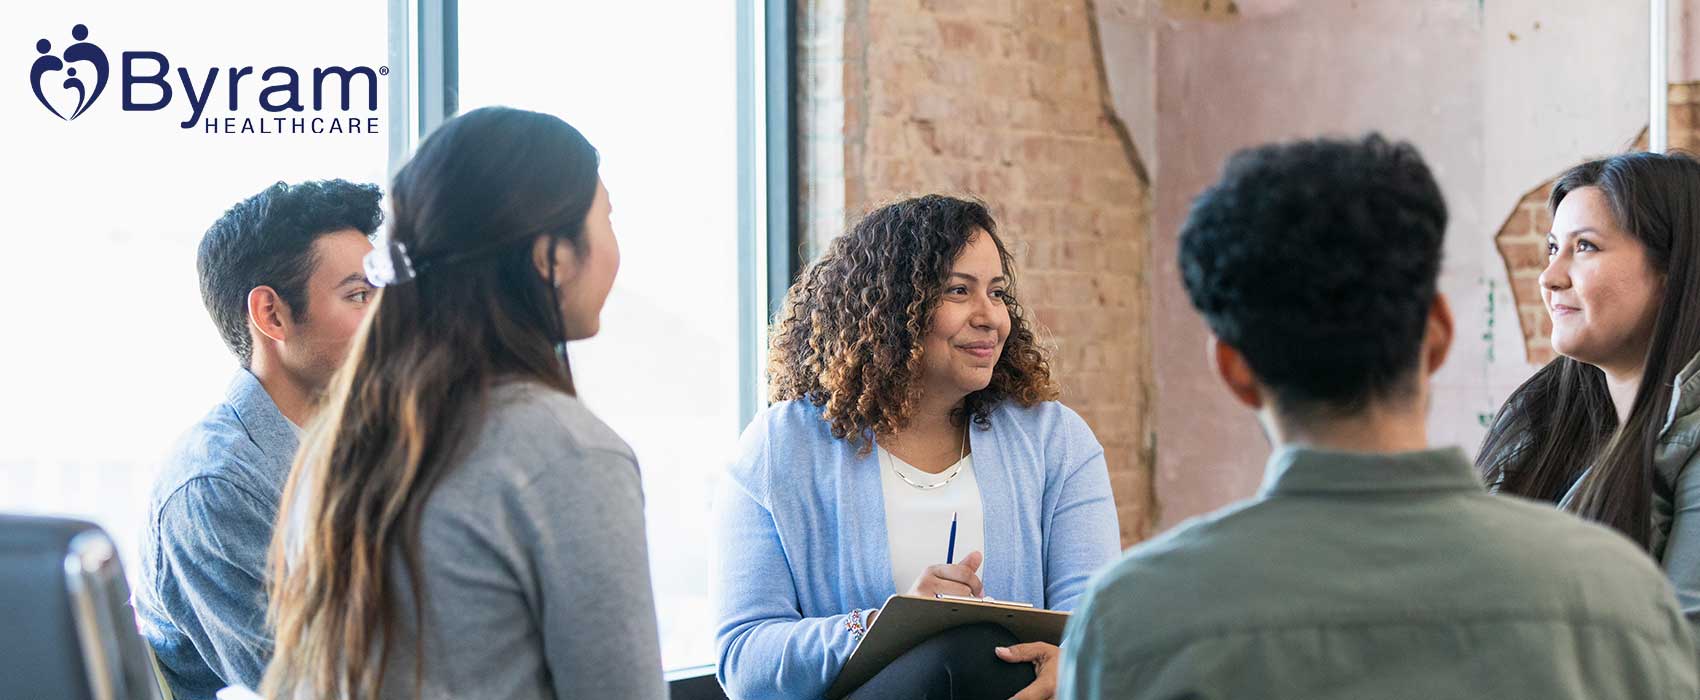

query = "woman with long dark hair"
[[714, 195, 1121, 700], [260, 107, 664, 699], [1480, 151, 1700, 619]]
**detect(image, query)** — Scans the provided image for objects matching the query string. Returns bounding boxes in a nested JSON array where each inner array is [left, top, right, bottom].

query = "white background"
[[1, 0, 744, 671]]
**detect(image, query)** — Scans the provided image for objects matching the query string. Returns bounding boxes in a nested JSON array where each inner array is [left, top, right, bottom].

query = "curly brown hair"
[[768, 194, 1058, 449]]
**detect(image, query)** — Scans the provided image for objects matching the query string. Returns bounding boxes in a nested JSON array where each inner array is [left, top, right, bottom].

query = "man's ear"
[[1208, 334, 1265, 410], [1423, 292, 1455, 378], [249, 286, 291, 345]]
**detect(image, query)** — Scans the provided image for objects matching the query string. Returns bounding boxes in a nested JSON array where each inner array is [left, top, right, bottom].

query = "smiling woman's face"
[[1540, 185, 1665, 373], [919, 229, 1013, 402]]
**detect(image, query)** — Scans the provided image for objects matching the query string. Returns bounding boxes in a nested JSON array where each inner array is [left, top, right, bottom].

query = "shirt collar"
[[224, 369, 300, 459], [1663, 350, 1700, 436], [1258, 444, 1483, 497]]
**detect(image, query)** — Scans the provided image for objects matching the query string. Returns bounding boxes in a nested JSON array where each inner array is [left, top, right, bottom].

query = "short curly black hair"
[[1178, 133, 1447, 415], [197, 179, 383, 366]]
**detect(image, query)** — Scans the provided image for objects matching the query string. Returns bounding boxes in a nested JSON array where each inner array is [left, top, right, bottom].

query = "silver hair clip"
[[364, 238, 417, 287]]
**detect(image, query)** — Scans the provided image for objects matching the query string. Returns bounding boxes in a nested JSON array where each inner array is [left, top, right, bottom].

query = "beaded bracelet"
[[844, 608, 870, 642]]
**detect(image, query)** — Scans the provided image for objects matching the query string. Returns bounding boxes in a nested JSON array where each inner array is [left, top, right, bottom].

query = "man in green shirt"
[[1056, 135, 1698, 699]]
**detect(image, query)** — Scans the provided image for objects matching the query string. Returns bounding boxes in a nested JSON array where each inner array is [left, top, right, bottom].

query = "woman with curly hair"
[[713, 195, 1120, 700]]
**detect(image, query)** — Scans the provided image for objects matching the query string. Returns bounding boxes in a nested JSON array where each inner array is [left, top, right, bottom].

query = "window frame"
[[388, 0, 796, 430]]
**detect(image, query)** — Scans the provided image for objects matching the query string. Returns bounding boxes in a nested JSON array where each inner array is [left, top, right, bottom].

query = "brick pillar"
[[798, 0, 1158, 543]]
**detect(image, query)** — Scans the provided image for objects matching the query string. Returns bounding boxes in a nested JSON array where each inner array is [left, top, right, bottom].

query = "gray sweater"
[[287, 382, 666, 699]]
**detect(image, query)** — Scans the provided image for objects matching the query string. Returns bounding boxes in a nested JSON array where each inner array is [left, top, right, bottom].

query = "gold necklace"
[[889, 424, 967, 490]]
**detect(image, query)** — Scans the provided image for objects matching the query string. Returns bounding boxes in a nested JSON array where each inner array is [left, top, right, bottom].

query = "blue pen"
[[946, 511, 958, 564]]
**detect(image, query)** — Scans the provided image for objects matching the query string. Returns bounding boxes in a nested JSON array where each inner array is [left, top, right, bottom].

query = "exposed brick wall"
[[798, 0, 1157, 543], [1493, 182, 1558, 366], [1494, 82, 1700, 365]]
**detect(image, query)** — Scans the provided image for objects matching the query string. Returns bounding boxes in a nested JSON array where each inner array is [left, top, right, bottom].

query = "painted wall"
[[1094, 0, 1676, 530]]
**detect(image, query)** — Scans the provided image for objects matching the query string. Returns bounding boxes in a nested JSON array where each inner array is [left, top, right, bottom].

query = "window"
[[451, 0, 775, 671]]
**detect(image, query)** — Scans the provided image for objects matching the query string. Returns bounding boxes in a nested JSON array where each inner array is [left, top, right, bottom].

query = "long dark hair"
[[262, 106, 601, 699], [1479, 151, 1700, 548]]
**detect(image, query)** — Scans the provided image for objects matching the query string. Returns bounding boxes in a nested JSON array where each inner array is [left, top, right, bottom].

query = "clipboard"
[[823, 594, 1070, 699]]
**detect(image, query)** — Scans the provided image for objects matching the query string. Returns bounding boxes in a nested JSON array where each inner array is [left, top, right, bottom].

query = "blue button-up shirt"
[[1059, 445, 1699, 700], [135, 370, 298, 700]]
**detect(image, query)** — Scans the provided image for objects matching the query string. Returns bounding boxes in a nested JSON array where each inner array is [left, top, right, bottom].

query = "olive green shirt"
[[1059, 446, 1699, 700]]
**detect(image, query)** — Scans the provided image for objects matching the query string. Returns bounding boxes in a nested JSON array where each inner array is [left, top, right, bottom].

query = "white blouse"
[[877, 446, 986, 595]]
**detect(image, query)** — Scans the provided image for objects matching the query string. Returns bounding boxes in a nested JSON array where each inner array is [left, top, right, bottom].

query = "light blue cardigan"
[[713, 398, 1122, 699]]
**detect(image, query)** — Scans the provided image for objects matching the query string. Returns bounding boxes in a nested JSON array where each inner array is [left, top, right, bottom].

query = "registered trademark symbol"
[[380, 66, 390, 75]]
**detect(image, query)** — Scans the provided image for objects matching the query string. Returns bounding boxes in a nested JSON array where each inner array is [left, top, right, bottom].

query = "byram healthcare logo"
[[27, 23, 386, 135]]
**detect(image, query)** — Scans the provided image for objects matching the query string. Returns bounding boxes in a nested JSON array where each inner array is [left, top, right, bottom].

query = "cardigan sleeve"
[[1040, 408, 1123, 611], [713, 414, 860, 699]]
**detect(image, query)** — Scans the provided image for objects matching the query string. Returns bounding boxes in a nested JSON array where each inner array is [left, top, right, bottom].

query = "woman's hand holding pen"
[[869, 550, 984, 626], [866, 550, 984, 627], [907, 550, 984, 598]]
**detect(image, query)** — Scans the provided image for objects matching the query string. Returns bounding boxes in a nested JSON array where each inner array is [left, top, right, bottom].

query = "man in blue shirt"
[[1056, 135, 1699, 699], [135, 180, 383, 700]]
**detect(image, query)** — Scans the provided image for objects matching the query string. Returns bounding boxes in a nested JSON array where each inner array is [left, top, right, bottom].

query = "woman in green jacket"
[[1479, 150, 1700, 622]]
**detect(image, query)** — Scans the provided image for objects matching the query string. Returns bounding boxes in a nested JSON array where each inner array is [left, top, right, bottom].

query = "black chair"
[[0, 513, 165, 700], [666, 664, 730, 700]]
